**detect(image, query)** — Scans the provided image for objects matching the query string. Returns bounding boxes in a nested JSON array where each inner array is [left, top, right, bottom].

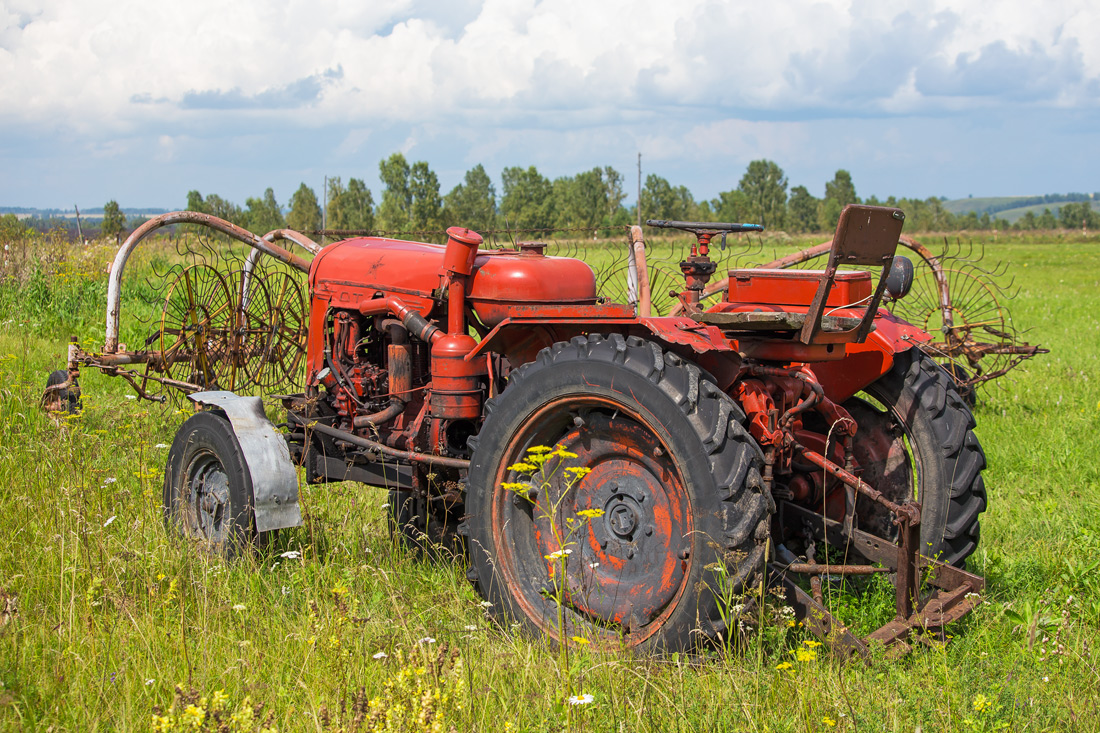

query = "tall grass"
[[0, 233, 1097, 731]]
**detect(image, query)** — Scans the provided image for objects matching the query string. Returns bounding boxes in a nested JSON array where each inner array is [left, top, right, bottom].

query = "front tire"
[[163, 411, 263, 557], [465, 334, 769, 652]]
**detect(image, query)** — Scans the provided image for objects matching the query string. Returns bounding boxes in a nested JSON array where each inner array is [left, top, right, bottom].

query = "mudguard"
[[189, 391, 303, 532], [810, 311, 932, 402]]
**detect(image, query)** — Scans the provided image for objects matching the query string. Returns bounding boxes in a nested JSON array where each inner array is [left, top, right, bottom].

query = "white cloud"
[[2, 0, 1097, 136]]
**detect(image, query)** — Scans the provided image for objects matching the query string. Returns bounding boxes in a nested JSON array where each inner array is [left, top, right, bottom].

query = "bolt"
[[573, 415, 585, 427], [652, 446, 664, 457], [679, 549, 690, 560]]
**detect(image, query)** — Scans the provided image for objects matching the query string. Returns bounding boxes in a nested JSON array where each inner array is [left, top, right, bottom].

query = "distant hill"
[[942, 193, 1095, 219], [0, 206, 170, 220], [994, 200, 1100, 224]]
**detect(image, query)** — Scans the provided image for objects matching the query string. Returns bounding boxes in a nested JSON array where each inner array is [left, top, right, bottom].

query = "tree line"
[[6, 155, 1099, 242]]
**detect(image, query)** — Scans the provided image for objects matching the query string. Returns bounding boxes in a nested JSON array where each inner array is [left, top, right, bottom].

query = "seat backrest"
[[799, 204, 905, 344]]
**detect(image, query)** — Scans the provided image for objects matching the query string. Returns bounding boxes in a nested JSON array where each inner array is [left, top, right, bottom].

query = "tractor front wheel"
[[163, 411, 264, 557], [465, 334, 769, 652]]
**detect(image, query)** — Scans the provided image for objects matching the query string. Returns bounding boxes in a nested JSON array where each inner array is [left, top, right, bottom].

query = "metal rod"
[[293, 413, 470, 469]]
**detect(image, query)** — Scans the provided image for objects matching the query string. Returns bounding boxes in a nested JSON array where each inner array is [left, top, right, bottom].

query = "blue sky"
[[1, 0, 1097, 211]]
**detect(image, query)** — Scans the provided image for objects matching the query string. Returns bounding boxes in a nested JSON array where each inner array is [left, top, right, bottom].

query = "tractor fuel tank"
[[309, 237, 599, 326]]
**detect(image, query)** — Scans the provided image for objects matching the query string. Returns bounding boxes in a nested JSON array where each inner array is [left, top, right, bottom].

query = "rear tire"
[[847, 349, 986, 567], [464, 334, 769, 652], [163, 411, 264, 557]]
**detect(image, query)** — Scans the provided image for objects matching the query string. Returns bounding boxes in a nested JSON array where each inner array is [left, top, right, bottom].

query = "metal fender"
[[811, 311, 931, 403], [189, 391, 303, 532]]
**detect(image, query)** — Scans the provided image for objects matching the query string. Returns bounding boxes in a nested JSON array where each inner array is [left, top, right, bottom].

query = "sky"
[[1, 0, 1098, 211]]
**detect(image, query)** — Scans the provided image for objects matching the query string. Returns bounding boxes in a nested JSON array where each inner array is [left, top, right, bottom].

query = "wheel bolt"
[[679, 549, 690, 560], [653, 446, 664, 457]]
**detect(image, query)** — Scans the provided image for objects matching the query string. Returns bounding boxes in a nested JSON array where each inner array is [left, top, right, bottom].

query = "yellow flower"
[[822, 717, 837, 727], [577, 508, 604, 519], [775, 662, 793, 670], [973, 694, 993, 713], [793, 648, 817, 662], [332, 583, 349, 596], [501, 482, 529, 493], [507, 462, 537, 473], [803, 640, 822, 648], [526, 446, 553, 454], [570, 636, 590, 645], [553, 446, 579, 459], [787, 619, 796, 627], [566, 467, 593, 478]]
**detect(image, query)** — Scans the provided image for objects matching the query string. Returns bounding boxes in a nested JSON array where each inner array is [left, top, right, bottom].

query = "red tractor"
[[60, 204, 986, 657]]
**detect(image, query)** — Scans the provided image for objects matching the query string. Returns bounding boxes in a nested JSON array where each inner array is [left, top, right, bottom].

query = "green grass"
[[1, 233, 1099, 731]]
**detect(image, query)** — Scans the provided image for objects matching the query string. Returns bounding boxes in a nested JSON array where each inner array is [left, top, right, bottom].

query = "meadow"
[[0, 228, 1098, 731]]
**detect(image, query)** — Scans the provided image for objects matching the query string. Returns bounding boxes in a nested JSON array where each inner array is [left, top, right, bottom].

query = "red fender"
[[809, 310, 931, 403]]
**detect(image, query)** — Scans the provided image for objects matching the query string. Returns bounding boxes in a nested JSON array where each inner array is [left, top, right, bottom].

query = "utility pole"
[[322, 175, 328, 245], [636, 152, 642, 227], [74, 204, 84, 243]]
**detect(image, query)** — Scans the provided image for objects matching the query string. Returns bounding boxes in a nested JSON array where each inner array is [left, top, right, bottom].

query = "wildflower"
[[156, 573, 166, 581], [501, 482, 529, 493], [793, 648, 817, 662], [588, 562, 600, 569], [787, 619, 797, 627], [154, 443, 169, 449], [332, 583, 349, 596], [565, 466, 592, 478], [553, 447, 579, 459], [576, 508, 604, 519], [822, 717, 837, 727], [232, 604, 246, 612], [281, 586, 290, 596], [124, 394, 136, 400], [480, 601, 492, 608], [775, 662, 793, 670], [102, 515, 117, 527], [103, 477, 117, 485], [803, 640, 822, 648], [181, 704, 206, 727], [570, 636, 590, 645], [567, 694, 594, 706], [545, 549, 572, 560], [1042, 676, 1049, 682], [973, 694, 992, 713], [526, 446, 553, 454], [145, 678, 155, 686], [373, 652, 388, 659], [464, 625, 478, 631], [211, 689, 229, 711], [279, 550, 301, 560], [507, 462, 537, 473], [418, 636, 436, 644]]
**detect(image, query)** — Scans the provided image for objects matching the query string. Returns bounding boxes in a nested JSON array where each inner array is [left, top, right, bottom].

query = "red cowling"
[[309, 237, 600, 327]]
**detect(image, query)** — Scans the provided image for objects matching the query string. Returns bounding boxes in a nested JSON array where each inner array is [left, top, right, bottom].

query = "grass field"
[[1, 231, 1098, 731]]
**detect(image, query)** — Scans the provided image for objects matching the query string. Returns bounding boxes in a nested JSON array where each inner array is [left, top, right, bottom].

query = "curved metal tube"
[[104, 211, 318, 352], [240, 228, 324, 311]]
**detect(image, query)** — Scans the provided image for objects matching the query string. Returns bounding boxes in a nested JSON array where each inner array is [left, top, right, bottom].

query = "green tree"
[[287, 183, 321, 232], [1017, 211, 1037, 230], [786, 185, 818, 232], [737, 159, 788, 229], [820, 169, 858, 231], [1036, 208, 1057, 229], [444, 164, 496, 231], [500, 166, 555, 230], [185, 190, 205, 213], [378, 153, 413, 231], [377, 154, 443, 235], [1059, 202, 1100, 230], [101, 200, 126, 239], [409, 161, 443, 232], [602, 166, 627, 225], [552, 168, 609, 230], [710, 189, 749, 223], [327, 177, 375, 231], [639, 174, 694, 222], [244, 187, 285, 235]]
